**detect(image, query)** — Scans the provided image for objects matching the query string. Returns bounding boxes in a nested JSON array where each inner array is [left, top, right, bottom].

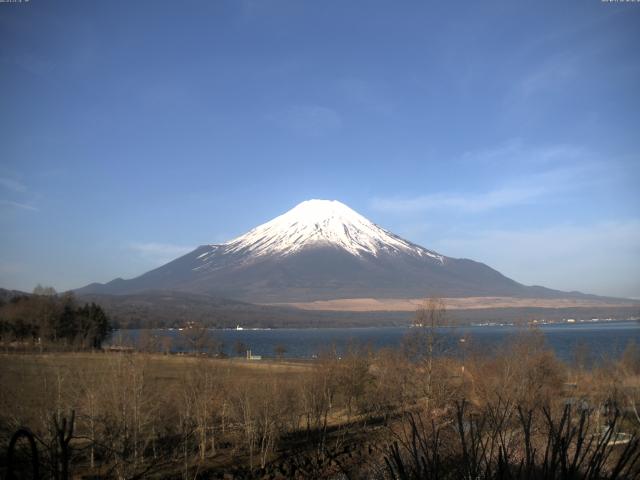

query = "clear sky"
[[1, 1, 639, 298]]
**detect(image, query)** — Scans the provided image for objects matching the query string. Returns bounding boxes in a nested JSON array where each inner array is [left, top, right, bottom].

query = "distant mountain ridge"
[[77, 199, 618, 303]]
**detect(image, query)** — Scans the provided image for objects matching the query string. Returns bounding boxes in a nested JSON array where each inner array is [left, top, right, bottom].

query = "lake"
[[112, 320, 640, 364]]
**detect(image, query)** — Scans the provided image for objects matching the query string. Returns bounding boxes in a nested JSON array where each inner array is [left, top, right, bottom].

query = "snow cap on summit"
[[275, 199, 371, 226], [221, 199, 444, 261]]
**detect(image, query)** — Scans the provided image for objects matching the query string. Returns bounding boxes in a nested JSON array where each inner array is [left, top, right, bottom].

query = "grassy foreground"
[[1, 332, 640, 479]]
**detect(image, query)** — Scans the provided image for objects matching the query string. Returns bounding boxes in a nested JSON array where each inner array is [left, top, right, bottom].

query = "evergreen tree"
[[0, 290, 111, 349]]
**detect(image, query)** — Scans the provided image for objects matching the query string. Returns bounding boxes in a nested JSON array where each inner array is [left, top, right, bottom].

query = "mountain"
[[77, 199, 605, 303], [0, 287, 29, 303]]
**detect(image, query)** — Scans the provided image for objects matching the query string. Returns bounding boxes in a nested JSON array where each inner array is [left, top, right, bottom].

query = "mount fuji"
[[77, 199, 594, 303]]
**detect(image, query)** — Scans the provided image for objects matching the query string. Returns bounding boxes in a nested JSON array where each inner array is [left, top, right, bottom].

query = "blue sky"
[[1, 1, 639, 298]]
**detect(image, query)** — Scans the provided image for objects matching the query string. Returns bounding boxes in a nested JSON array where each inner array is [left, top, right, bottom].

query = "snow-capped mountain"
[[198, 199, 444, 264], [77, 199, 577, 302]]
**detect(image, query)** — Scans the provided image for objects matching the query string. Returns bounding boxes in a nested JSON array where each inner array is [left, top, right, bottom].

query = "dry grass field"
[[1, 335, 640, 479], [0, 352, 312, 388], [271, 296, 640, 312], [0, 351, 381, 478]]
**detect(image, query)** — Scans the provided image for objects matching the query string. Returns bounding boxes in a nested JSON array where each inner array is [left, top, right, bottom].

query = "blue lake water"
[[112, 320, 640, 363]]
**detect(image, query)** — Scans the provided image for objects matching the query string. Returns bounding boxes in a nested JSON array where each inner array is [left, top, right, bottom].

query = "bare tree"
[[234, 341, 248, 357], [180, 324, 221, 356], [96, 354, 160, 478], [404, 296, 447, 411], [274, 344, 287, 359], [182, 362, 223, 462], [337, 344, 372, 420], [301, 350, 340, 458]]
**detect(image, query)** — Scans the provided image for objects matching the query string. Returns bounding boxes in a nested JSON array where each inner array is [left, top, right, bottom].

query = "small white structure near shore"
[[246, 349, 261, 360]]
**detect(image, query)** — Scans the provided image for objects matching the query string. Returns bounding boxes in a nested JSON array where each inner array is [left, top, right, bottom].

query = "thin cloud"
[[429, 220, 640, 298], [372, 186, 546, 214], [373, 142, 606, 214], [0, 200, 38, 211], [0, 176, 40, 212], [129, 242, 194, 265], [459, 139, 585, 167], [0, 177, 27, 193], [518, 55, 577, 98], [505, 41, 605, 108]]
